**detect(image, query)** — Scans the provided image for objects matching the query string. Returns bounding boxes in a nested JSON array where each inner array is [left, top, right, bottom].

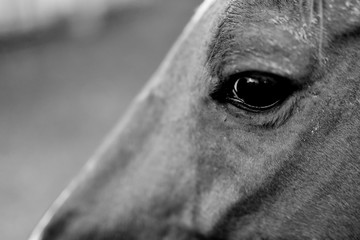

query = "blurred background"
[[0, 0, 202, 239]]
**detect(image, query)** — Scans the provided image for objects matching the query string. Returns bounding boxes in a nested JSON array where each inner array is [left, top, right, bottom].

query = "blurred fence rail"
[[0, 0, 155, 37]]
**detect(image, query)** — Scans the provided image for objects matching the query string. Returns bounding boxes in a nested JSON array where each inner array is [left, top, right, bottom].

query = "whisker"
[[299, 0, 305, 24], [318, 0, 324, 64], [309, 0, 314, 26]]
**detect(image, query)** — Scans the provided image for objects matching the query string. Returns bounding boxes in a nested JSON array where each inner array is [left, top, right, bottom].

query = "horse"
[[29, 0, 360, 239]]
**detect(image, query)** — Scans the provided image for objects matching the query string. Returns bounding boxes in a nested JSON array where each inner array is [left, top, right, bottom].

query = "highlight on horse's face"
[[30, 0, 360, 239]]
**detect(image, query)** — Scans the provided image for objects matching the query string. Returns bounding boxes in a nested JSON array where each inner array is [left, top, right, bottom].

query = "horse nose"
[[29, 190, 204, 240], [28, 77, 207, 239], [28, 144, 201, 240], [29, 210, 74, 240], [31, 214, 205, 240], [28, 185, 84, 240]]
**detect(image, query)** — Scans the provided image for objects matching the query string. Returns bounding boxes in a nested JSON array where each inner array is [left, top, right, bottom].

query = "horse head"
[[30, 0, 360, 239]]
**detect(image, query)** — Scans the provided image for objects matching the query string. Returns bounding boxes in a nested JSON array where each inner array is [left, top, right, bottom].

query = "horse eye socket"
[[227, 72, 294, 112]]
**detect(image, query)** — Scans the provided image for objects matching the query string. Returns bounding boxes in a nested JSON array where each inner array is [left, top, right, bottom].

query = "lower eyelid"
[[224, 95, 298, 129]]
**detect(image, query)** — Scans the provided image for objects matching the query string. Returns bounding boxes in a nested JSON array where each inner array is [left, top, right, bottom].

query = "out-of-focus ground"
[[0, 1, 201, 239]]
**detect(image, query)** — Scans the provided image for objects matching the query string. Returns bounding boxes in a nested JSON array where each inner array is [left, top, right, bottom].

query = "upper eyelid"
[[216, 57, 296, 81], [210, 48, 315, 88]]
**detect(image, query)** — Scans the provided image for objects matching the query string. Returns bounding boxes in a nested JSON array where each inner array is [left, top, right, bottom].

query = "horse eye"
[[227, 72, 294, 112]]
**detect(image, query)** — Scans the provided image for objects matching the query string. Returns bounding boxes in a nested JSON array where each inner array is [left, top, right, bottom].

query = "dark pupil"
[[233, 74, 283, 110]]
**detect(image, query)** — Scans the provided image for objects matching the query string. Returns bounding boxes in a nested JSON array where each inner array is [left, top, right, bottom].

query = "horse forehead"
[[191, 0, 360, 53], [214, 1, 360, 33]]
